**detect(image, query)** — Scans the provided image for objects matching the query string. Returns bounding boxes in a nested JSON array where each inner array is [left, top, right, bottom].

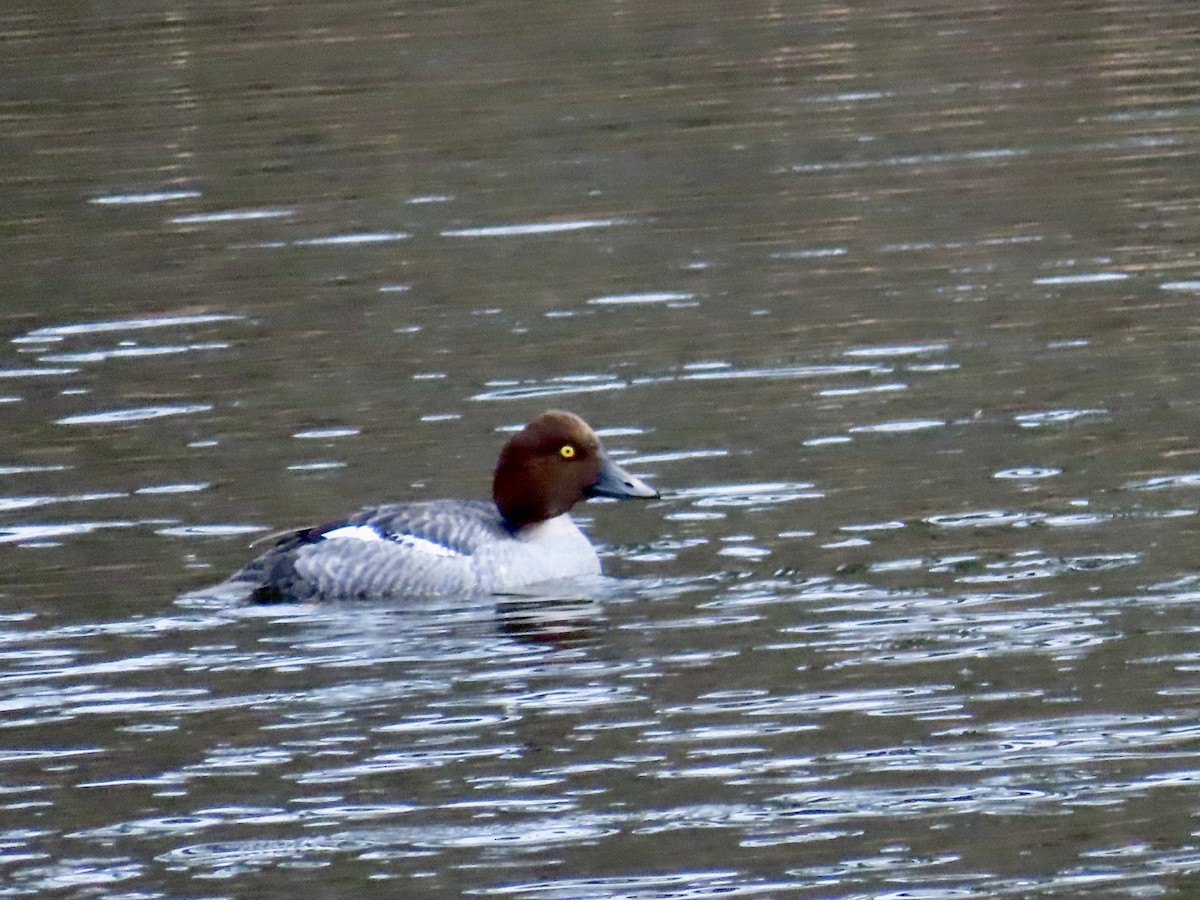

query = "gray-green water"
[[4, 1, 1200, 896]]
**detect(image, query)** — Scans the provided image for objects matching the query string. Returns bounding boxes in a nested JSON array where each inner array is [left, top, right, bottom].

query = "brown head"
[[492, 410, 658, 529]]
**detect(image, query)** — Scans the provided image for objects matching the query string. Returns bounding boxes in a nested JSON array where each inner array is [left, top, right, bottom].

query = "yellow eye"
[[559, 444, 576, 459]]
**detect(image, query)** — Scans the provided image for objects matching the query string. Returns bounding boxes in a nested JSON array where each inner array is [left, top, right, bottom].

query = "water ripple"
[[0, 521, 141, 544], [292, 427, 361, 439], [471, 362, 891, 402], [843, 342, 950, 358], [0, 367, 79, 378], [665, 684, 960, 719], [38, 342, 229, 364], [925, 509, 1045, 528], [587, 292, 695, 306], [1033, 272, 1129, 285], [1014, 408, 1108, 428], [291, 231, 410, 246], [160, 817, 620, 869], [671, 482, 822, 507], [17, 314, 243, 341], [169, 208, 294, 224], [442, 218, 632, 237], [89, 189, 201, 205], [994, 466, 1062, 480], [0, 465, 71, 476], [0, 492, 127, 512], [56, 404, 213, 426], [471, 378, 627, 402], [849, 418, 946, 434], [1125, 472, 1200, 490]]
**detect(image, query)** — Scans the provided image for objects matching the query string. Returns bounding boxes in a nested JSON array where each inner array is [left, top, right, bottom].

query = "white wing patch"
[[319, 523, 464, 558], [390, 533, 465, 558], [321, 524, 385, 542]]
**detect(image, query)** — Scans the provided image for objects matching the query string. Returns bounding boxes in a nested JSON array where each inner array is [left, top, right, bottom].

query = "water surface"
[[4, 1, 1200, 896]]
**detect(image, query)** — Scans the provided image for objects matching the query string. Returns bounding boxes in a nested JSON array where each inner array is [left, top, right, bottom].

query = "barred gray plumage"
[[225, 500, 599, 603]]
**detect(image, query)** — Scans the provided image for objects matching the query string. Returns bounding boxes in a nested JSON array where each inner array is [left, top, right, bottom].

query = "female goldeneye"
[[226, 410, 658, 602]]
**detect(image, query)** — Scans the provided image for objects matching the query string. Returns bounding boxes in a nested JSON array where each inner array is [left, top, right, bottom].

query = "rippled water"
[[5, 1, 1200, 897]]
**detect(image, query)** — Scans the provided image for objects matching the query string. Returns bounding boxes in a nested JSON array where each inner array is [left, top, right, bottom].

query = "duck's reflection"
[[494, 595, 604, 647], [179, 574, 615, 652]]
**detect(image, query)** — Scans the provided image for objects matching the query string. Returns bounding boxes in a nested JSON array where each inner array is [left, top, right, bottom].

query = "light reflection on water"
[[5, 0, 1200, 896], [3, 559, 1199, 893]]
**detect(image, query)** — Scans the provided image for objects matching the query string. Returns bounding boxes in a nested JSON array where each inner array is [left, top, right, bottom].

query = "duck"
[[224, 410, 659, 602]]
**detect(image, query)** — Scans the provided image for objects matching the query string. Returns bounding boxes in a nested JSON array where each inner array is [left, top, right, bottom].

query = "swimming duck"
[[226, 410, 658, 602]]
